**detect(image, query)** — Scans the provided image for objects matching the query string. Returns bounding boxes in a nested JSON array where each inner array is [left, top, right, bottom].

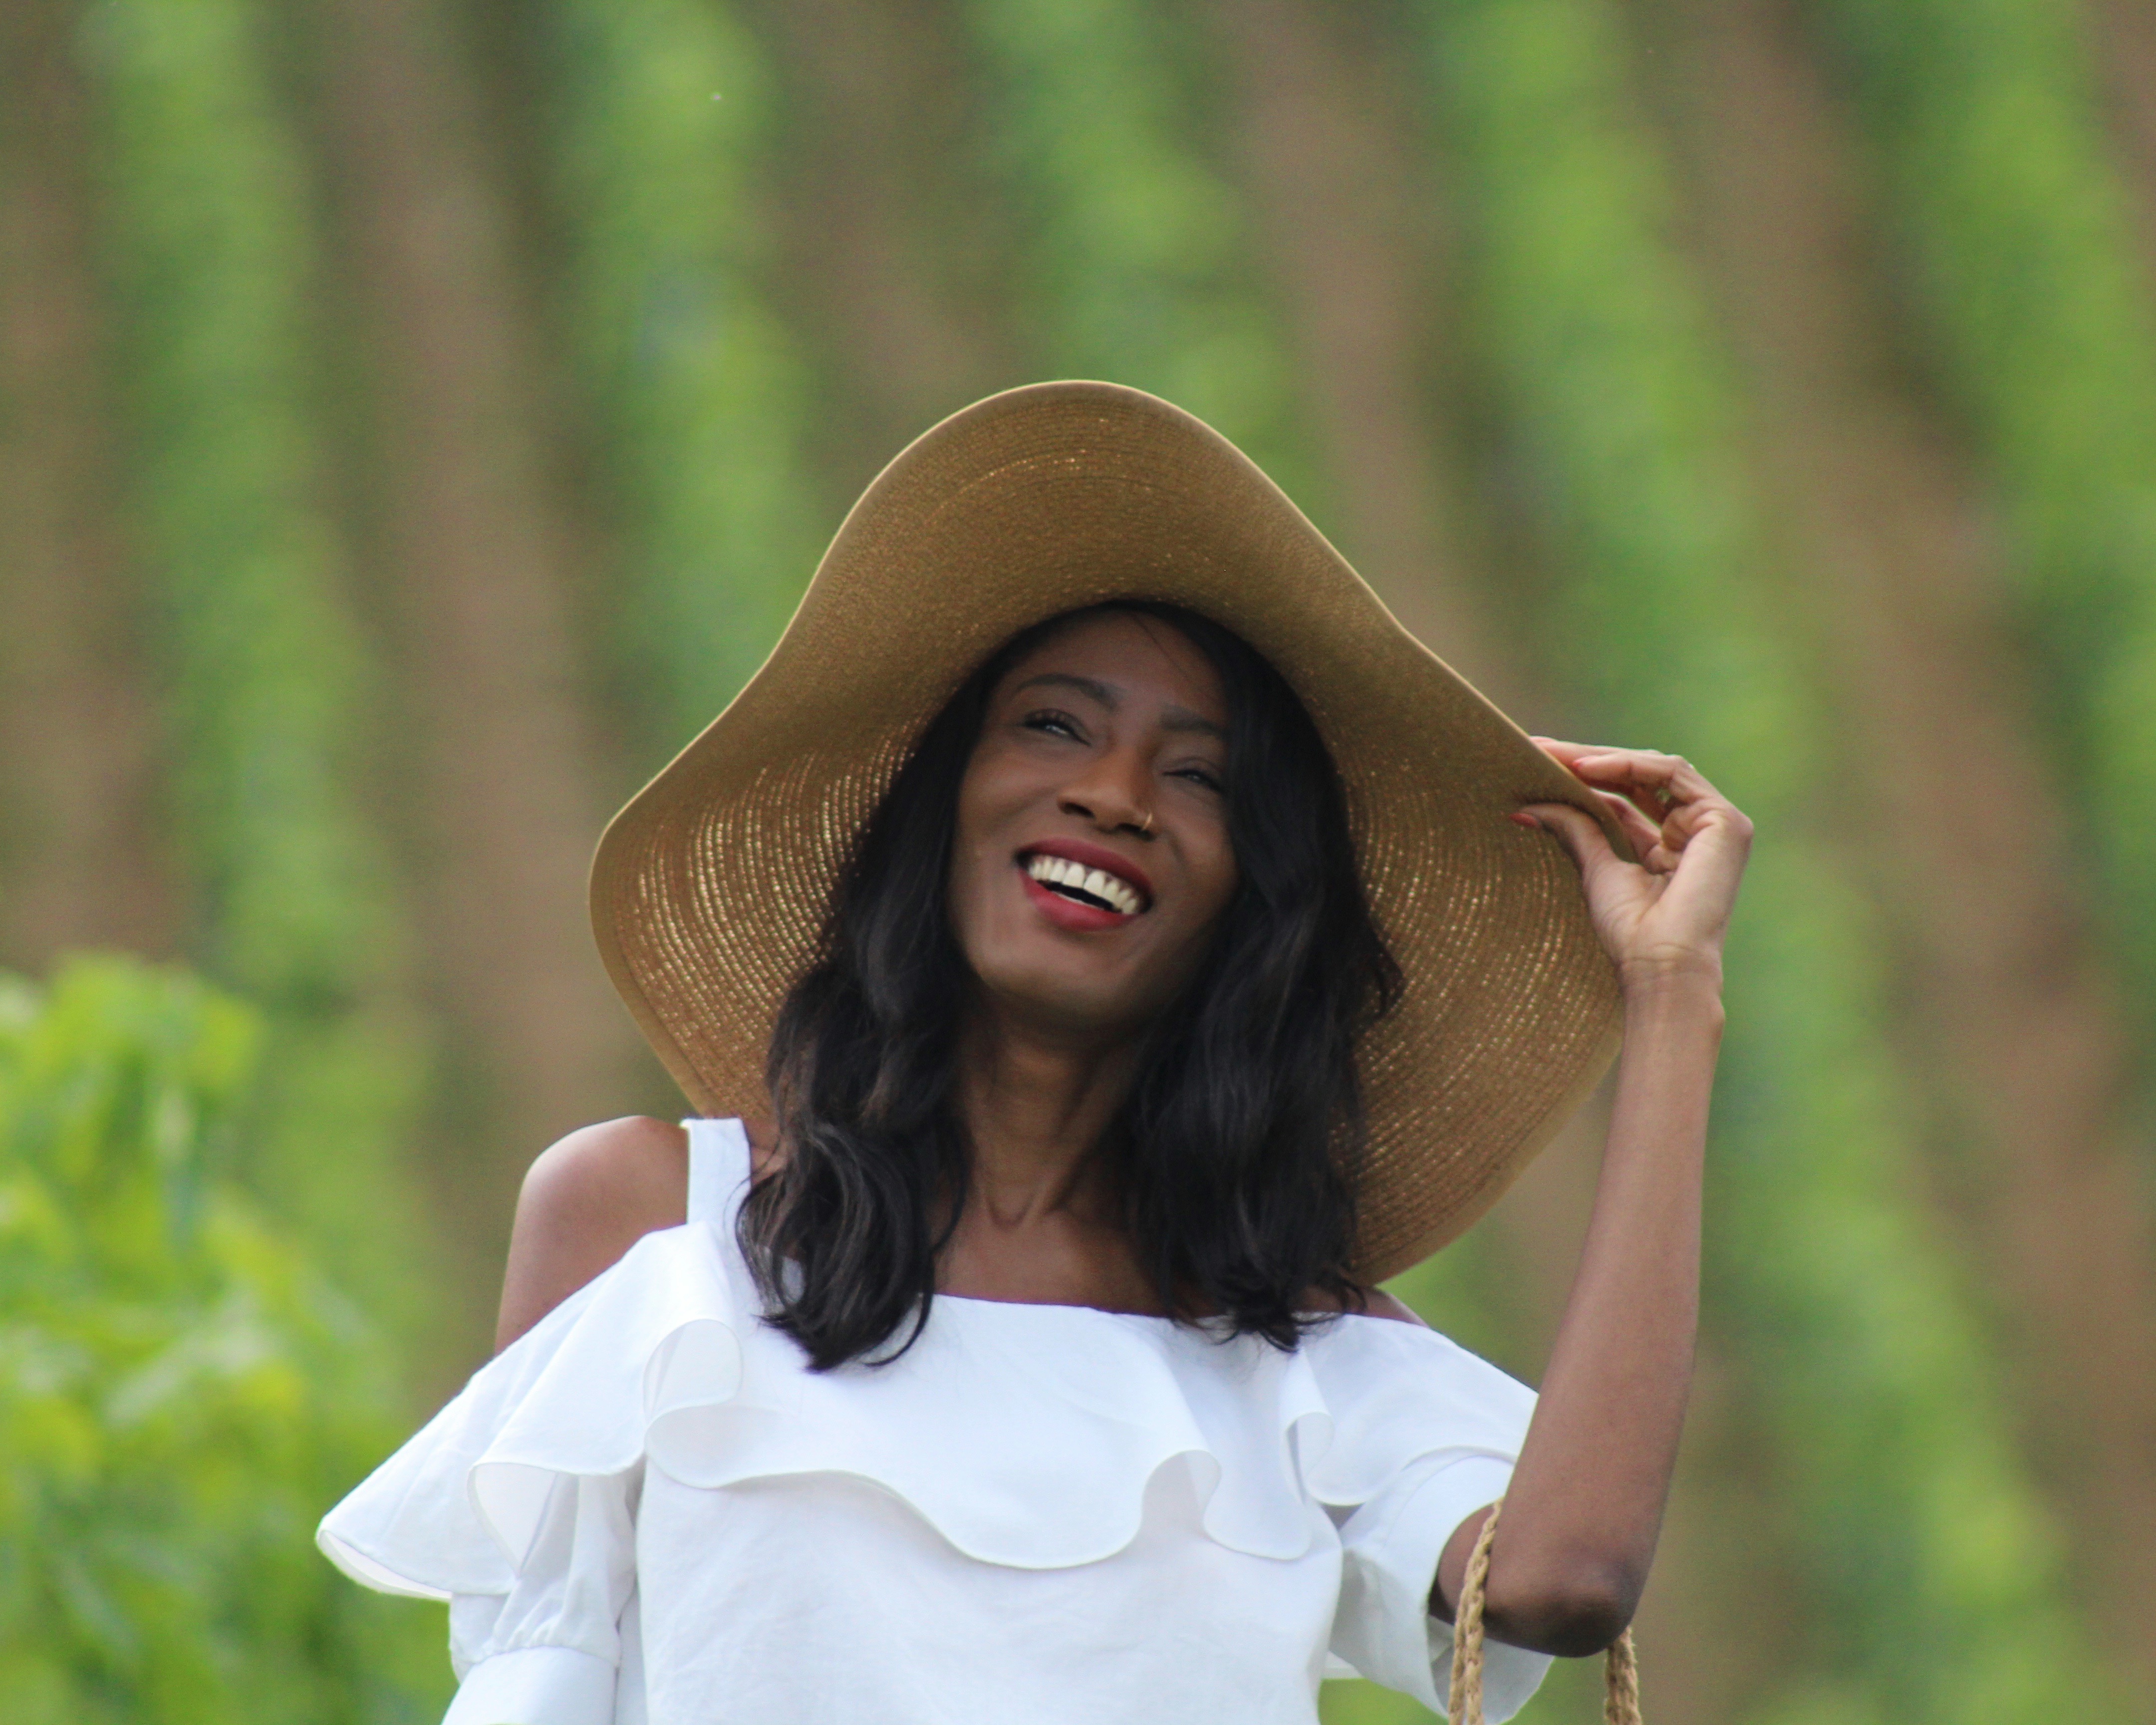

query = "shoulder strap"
[[1449, 1497, 1642, 1725], [683, 1117, 752, 1229]]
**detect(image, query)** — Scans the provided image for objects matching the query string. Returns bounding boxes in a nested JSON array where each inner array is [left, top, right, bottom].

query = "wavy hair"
[[738, 602, 1400, 1369]]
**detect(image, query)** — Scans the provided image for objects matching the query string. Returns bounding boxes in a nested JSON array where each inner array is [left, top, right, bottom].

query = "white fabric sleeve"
[[443, 1647, 618, 1725], [1331, 1452, 1552, 1722], [442, 1464, 641, 1725]]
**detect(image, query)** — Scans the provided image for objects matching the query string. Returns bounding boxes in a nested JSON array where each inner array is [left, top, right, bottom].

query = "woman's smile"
[[1018, 840, 1154, 923]]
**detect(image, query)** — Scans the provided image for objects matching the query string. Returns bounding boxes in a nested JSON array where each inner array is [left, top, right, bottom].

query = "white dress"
[[319, 1119, 1551, 1724]]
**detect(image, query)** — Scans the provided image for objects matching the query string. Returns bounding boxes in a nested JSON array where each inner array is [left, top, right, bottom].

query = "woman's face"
[[950, 612, 1239, 1042]]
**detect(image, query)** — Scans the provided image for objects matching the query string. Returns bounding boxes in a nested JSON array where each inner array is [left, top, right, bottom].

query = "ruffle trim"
[[320, 1216, 1533, 1600]]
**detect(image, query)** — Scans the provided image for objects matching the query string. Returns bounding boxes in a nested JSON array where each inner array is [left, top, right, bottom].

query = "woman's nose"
[[1059, 747, 1153, 835]]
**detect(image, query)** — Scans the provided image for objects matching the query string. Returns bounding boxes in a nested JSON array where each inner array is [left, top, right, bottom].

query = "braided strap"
[[1446, 1499, 1642, 1725]]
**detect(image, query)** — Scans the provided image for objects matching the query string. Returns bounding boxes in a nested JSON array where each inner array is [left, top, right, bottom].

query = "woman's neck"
[[953, 1003, 1141, 1227]]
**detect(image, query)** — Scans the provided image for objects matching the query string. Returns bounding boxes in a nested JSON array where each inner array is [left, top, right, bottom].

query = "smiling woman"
[[745, 599, 1394, 1367], [316, 382, 1749, 1725]]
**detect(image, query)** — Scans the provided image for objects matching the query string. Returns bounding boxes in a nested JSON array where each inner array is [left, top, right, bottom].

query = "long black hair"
[[738, 601, 1401, 1369]]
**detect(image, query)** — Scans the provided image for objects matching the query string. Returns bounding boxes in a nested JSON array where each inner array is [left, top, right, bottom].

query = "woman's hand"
[[1517, 740, 1753, 995]]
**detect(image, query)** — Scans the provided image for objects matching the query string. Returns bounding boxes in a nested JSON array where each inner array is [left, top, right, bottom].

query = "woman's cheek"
[[1192, 844, 1238, 928]]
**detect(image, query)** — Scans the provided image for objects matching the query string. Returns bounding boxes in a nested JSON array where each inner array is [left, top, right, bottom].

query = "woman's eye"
[[1021, 709, 1082, 740], [1173, 764, 1226, 793]]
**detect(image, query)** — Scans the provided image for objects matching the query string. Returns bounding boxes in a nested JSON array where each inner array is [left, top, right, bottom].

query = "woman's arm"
[[1430, 742, 1752, 1656]]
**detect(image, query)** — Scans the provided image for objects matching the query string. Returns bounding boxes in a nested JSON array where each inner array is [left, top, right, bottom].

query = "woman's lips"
[[1021, 870, 1135, 932], [1018, 838, 1154, 906]]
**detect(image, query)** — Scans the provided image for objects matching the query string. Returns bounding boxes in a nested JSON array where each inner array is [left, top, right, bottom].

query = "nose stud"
[[1139, 809, 1155, 836]]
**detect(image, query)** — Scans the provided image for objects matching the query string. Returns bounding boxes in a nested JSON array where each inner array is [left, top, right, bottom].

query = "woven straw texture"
[[589, 381, 1625, 1281]]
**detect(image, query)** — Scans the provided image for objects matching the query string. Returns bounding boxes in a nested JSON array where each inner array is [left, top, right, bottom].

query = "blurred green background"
[[4, 0, 2156, 1719]]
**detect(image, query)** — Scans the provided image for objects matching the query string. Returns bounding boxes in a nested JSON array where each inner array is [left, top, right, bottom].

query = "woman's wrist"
[[1617, 956, 1725, 1020]]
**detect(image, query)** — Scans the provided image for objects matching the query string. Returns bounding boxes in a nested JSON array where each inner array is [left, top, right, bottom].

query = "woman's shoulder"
[[1350, 1287, 1426, 1326], [493, 1114, 775, 1350], [494, 1116, 687, 1350]]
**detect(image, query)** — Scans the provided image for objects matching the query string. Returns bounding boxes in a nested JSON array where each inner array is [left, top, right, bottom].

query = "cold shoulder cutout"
[[324, 1119, 1553, 1724]]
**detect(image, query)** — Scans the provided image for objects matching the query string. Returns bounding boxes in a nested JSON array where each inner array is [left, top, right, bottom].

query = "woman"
[[321, 382, 1749, 1725]]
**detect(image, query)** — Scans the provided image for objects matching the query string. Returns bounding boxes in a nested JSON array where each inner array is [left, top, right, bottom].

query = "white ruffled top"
[[319, 1119, 1551, 1725]]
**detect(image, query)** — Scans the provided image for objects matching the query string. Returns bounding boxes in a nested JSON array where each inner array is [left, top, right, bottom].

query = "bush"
[[0, 956, 450, 1723]]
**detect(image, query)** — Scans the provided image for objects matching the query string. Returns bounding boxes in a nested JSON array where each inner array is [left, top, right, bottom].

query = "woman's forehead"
[[993, 610, 1228, 721]]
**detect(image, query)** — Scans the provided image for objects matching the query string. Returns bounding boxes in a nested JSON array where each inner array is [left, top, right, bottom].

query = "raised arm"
[[1431, 742, 1752, 1656]]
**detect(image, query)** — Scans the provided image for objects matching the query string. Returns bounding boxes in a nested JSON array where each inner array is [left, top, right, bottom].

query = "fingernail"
[[1508, 811, 1541, 829]]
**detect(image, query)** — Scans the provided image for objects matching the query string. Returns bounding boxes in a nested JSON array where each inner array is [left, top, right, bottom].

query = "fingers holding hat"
[[1519, 740, 1754, 988], [1533, 740, 1724, 866], [1535, 736, 1699, 815], [1590, 788, 1675, 872], [1512, 797, 1632, 894]]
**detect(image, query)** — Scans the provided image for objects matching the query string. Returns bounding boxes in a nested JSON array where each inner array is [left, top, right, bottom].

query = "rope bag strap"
[[1446, 1498, 1642, 1725]]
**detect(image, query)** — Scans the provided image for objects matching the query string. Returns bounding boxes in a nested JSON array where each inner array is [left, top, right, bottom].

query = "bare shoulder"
[[495, 1116, 690, 1351], [1358, 1287, 1429, 1327], [495, 1113, 782, 1351]]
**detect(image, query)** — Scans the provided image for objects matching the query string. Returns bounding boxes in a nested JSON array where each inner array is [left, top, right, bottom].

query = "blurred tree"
[[299, 0, 642, 1345], [76, 0, 437, 1355], [1421, 0, 2124, 1720], [1205, 0, 1519, 700], [2088, 0, 2156, 272], [0, 955, 449, 1723], [531, 0, 824, 763], [0, 0, 175, 971], [1811, 0, 2156, 1048], [742, 0, 1011, 500], [1640, 0, 2156, 1696], [967, 0, 1317, 502]]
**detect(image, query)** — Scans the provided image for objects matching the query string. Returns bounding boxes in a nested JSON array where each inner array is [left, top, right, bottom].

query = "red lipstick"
[[1021, 872, 1132, 931], [1015, 838, 1154, 906]]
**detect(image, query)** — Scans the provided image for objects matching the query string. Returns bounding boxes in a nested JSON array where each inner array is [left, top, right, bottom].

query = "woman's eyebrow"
[[1161, 706, 1226, 741], [1011, 672, 1226, 741], [1012, 671, 1115, 705]]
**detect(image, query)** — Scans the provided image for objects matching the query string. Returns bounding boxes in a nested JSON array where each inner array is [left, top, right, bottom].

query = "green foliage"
[[79, 0, 433, 1337], [536, 0, 826, 757], [1809, 0, 2156, 1047], [966, 0, 1318, 503], [1417, 1, 2120, 1720], [0, 956, 449, 1724]]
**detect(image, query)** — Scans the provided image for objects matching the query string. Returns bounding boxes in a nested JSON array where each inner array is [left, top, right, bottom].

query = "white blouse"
[[319, 1119, 1550, 1724]]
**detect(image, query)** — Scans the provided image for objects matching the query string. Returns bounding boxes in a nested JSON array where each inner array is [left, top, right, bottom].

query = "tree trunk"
[[744, 0, 1009, 504], [302, 0, 641, 1329], [1203, 0, 1519, 705], [2087, 0, 2156, 275], [1646, 0, 2156, 1694], [0, 0, 175, 970]]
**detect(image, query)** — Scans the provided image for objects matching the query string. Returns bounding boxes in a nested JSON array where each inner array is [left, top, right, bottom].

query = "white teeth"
[[1025, 853, 1142, 915]]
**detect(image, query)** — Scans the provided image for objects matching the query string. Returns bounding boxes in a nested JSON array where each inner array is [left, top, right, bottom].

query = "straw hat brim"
[[590, 381, 1625, 1282]]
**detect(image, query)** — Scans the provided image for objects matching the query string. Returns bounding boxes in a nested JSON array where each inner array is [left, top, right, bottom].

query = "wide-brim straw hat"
[[591, 381, 1626, 1282]]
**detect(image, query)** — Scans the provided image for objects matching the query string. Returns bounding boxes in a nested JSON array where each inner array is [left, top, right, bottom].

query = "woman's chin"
[[971, 959, 1163, 1046]]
